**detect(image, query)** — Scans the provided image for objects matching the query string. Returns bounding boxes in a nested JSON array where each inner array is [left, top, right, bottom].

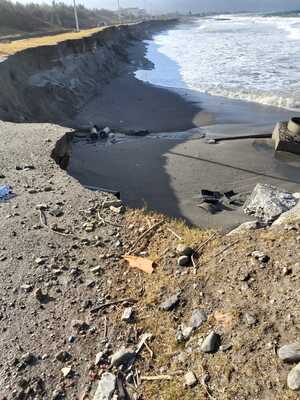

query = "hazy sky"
[[16, 0, 300, 13]]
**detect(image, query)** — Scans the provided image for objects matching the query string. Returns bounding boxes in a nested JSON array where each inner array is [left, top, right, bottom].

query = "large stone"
[[189, 309, 207, 329], [243, 184, 297, 223], [272, 200, 300, 226], [288, 363, 300, 391], [93, 372, 116, 400], [278, 342, 300, 363], [200, 331, 220, 353]]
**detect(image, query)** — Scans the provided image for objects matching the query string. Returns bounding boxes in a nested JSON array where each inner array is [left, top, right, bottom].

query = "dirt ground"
[[0, 120, 300, 400]]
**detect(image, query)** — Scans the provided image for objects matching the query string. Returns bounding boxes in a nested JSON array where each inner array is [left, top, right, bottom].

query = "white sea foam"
[[136, 14, 300, 111]]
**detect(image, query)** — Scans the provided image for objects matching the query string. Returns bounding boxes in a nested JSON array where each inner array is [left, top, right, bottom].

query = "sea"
[[136, 13, 300, 112]]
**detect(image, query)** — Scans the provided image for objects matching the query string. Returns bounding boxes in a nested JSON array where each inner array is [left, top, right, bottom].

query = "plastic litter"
[[0, 185, 15, 201]]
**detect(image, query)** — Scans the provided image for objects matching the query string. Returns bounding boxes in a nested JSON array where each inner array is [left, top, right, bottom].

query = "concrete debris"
[[61, 366, 72, 378], [244, 183, 297, 223], [272, 200, 300, 226], [93, 373, 116, 400], [272, 119, 300, 155]]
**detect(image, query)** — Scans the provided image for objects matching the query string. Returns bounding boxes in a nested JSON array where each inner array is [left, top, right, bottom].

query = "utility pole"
[[73, 0, 80, 32], [117, 0, 121, 23]]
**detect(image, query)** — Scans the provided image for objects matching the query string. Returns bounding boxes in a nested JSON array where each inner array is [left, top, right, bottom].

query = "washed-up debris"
[[196, 189, 241, 214], [0, 185, 15, 201], [244, 183, 297, 223], [123, 255, 154, 274], [273, 119, 300, 155]]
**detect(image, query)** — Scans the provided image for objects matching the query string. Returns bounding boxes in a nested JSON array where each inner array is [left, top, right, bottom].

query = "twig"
[[196, 232, 217, 253], [141, 375, 172, 381], [191, 253, 197, 273], [103, 315, 107, 339], [166, 227, 182, 241], [144, 341, 154, 359], [39, 209, 47, 226], [214, 240, 239, 258], [90, 298, 137, 313], [128, 220, 164, 254]]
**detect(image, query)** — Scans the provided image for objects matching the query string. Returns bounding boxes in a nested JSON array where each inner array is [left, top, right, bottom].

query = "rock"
[[93, 373, 116, 400], [251, 251, 270, 263], [95, 351, 105, 366], [200, 331, 220, 353], [21, 352, 36, 365], [227, 221, 263, 235], [110, 205, 125, 214], [103, 127, 111, 135], [121, 307, 133, 322], [189, 309, 207, 329], [272, 201, 300, 226], [68, 335, 76, 343], [184, 371, 198, 388], [288, 363, 300, 391], [177, 256, 190, 267], [244, 313, 258, 326], [55, 351, 71, 363], [35, 257, 46, 265], [20, 284, 33, 293], [34, 288, 48, 303], [110, 348, 136, 368], [243, 183, 297, 223], [278, 342, 300, 363], [176, 244, 194, 257], [176, 324, 194, 343], [159, 293, 180, 311], [91, 265, 103, 274], [61, 367, 72, 378]]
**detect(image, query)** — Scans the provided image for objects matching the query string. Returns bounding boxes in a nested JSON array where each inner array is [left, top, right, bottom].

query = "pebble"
[[244, 313, 258, 326], [110, 348, 136, 367], [200, 331, 220, 353], [177, 256, 190, 267], [91, 265, 103, 274], [288, 363, 300, 391], [95, 351, 105, 366], [55, 351, 71, 362], [278, 342, 300, 363], [251, 251, 270, 263], [189, 309, 207, 329], [61, 366, 72, 378], [184, 371, 198, 388], [176, 244, 194, 257], [121, 307, 133, 322], [159, 293, 180, 311], [93, 372, 116, 400], [21, 352, 36, 365], [20, 284, 33, 293]]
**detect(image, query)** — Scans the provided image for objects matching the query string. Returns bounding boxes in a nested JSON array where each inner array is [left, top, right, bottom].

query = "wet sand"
[[69, 132, 300, 230]]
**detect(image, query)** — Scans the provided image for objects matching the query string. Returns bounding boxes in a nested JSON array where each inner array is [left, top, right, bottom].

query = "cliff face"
[[0, 20, 175, 124]]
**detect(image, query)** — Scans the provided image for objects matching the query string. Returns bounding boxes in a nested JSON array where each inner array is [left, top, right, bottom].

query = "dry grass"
[[0, 27, 104, 57]]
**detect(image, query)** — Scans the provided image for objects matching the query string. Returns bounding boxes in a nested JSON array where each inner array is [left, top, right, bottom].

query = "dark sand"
[[70, 38, 300, 229]]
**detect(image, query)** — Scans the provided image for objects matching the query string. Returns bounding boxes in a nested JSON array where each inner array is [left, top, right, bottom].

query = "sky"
[[16, 0, 300, 14]]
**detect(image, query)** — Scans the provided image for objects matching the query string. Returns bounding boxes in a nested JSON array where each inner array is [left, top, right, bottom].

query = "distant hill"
[[0, 0, 146, 37]]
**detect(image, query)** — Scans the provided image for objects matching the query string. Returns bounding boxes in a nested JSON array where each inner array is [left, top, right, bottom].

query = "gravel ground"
[[1, 120, 300, 400]]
